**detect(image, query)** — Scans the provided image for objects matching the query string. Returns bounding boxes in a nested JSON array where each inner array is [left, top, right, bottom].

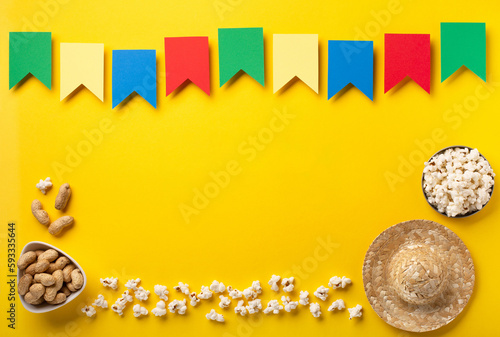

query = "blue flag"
[[328, 41, 373, 100], [112, 50, 157, 108]]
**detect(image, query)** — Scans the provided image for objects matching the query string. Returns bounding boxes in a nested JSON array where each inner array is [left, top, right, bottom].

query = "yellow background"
[[1, 0, 499, 336]]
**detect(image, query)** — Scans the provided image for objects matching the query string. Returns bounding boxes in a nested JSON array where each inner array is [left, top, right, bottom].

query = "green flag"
[[218, 28, 265, 87], [441, 23, 486, 82], [9, 32, 52, 89]]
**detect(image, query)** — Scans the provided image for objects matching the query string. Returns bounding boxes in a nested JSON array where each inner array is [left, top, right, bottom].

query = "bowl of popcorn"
[[422, 146, 495, 217], [17, 241, 87, 313]]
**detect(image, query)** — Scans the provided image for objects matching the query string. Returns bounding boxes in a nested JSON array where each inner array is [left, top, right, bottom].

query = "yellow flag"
[[60, 43, 104, 101], [273, 34, 318, 93]]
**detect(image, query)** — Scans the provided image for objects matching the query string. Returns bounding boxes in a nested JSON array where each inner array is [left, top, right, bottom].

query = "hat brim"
[[362, 220, 475, 332]]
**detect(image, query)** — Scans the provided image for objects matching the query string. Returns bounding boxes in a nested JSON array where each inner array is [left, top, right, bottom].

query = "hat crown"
[[389, 243, 448, 305]]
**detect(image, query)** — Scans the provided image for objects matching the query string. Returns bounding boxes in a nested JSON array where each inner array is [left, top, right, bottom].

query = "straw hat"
[[362, 220, 475, 332]]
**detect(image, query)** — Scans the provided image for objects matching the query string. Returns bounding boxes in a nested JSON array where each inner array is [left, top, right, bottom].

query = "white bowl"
[[18, 241, 87, 313]]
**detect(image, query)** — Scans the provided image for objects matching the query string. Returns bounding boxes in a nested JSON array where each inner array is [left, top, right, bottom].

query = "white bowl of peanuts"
[[17, 241, 87, 313]]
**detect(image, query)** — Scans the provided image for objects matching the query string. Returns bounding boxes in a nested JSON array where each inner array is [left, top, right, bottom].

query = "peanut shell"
[[55, 183, 71, 210], [17, 251, 37, 270]]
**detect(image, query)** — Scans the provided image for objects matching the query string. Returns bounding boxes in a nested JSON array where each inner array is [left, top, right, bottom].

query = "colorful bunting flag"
[[273, 34, 318, 93], [7, 25, 491, 102], [164, 37, 210, 96], [112, 50, 157, 108], [60, 43, 104, 101], [218, 28, 265, 87], [384, 34, 430, 94], [328, 40, 373, 100], [9, 32, 52, 89], [441, 22, 486, 82]]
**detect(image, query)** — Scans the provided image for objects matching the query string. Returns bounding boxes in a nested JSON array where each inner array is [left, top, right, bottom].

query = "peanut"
[[18, 274, 33, 296], [46, 263, 56, 274], [17, 251, 37, 270], [66, 282, 77, 292], [47, 293, 66, 305], [63, 264, 76, 283], [34, 273, 56, 286], [44, 270, 63, 302], [53, 256, 70, 269], [46, 256, 70, 273], [60, 286, 71, 297], [29, 284, 45, 301], [25, 263, 37, 275], [25, 292, 45, 305], [18, 247, 81, 306], [38, 249, 59, 262], [34, 260, 50, 274], [31, 199, 50, 225], [70, 269, 84, 290], [48, 216, 74, 235], [55, 183, 71, 210]]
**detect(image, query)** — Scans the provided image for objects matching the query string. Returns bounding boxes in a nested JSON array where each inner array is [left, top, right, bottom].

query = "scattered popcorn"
[[252, 280, 262, 294], [210, 280, 226, 293], [328, 276, 351, 289], [299, 291, 310, 306], [174, 282, 190, 295], [154, 284, 169, 301], [36, 177, 52, 194], [206, 309, 225, 322], [348, 304, 363, 319], [198, 286, 213, 299], [100, 277, 118, 290], [314, 286, 329, 301], [92, 294, 108, 309], [152, 300, 167, 317], [82, 305, 96, 317], [96, 276, 355, 321], [310, 303, 321, 318], [111, 290, 133, 316], [125, 278, 141, 291], [134, 286, 150, 301], [268, 275, 281, 292], [243, 281, 262, 300], [111, 303, 124, 316], [263, 299, 283, 314], [243, 288, 257, 300], [116, 290, 133, 305], [189, 292, 200, 306], [246, 299, 262, 314], [133, 304, 148, 317], [281, 277, 294, 293], [281, 296, 298, 312], [219, 295, 231, 309], [328, 299, 346, 312], [119, 290, 134, 303], [234, 300, 247, 316], [168, 299, 187, 314], [423, 147, 495, 217], [228, 286, 242, 299]]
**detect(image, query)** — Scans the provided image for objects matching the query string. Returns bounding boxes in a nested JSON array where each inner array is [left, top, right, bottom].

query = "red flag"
[[164, 37, 210, 96], [384, 34, 430, 94]]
